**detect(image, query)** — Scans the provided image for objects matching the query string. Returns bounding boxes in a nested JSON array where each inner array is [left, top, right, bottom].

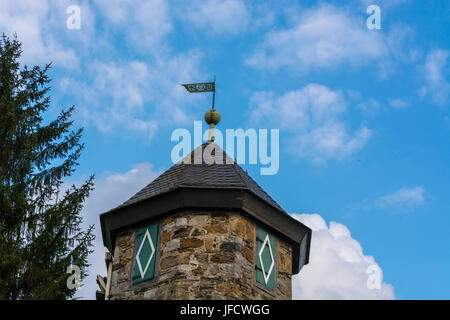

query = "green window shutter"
[[256, 227, 276, 290], [132, 223, 159, 284]]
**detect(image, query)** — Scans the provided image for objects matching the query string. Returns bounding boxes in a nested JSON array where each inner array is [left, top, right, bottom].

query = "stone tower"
[[98, 99, 311, 300], [99, 141, 311, 300]]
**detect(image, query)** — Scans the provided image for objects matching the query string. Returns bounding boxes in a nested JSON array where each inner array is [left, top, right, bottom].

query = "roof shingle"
[[114, 142, 285, 212]]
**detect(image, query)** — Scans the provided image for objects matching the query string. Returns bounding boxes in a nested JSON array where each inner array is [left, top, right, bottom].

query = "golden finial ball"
[[204, 108, 221, 125]]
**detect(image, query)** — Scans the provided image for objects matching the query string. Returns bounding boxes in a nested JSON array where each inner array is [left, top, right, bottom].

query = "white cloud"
[[93, 0, 172, 54], [291, 213, 395, 299], [250, 83, 372, 162], [1, 0, 173, 65], [74, 163, 160, 299], [349, 186, 426, 214], [376, 186, 425, 211], [246, 5, 389, 74], [61, 50, 204, 140], [296, 123, 372, 162], [3, 0, 206, 141], [55, 0, 208, 141], [0, 0, 80, 68], [388, 98, 411, 109], [420, 49, 450, 107], [359, 0, 410, 9], [177, 0, 250, 35], [385, 24, 422, 64], [346, 90, 381, 115], [356, 99, 381, 115]]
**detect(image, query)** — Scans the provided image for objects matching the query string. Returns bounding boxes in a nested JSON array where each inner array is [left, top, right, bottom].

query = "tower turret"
[[99, 142, 311, 299], [98, 80, 311, 300]]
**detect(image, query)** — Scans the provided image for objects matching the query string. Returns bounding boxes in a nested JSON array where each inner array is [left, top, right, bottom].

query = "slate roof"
[[113, 142, 285, 213]]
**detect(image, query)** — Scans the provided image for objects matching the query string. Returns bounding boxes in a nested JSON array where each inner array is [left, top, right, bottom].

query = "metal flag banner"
[[181, 82, 215, 93]]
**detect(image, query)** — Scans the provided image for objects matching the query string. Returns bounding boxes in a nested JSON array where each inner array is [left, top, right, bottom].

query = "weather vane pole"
[[181, 77, 220, 142], [212, 75, 216, 109]]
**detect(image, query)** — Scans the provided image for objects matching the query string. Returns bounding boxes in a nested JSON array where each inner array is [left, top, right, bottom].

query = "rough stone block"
[[220, 241, 243, 251], [109, 210, 292, 300], [204, 224, 227, 234], [189, 215, 209, 226], [210, 251, 235, 263], [165, 238, 180, 252], [175, 217, 188, 227], [180, 237, 203, 249], [172, 226, 192, 239]]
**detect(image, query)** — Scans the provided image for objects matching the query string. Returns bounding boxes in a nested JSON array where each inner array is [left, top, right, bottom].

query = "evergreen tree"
[[0, 34, 95, 299]]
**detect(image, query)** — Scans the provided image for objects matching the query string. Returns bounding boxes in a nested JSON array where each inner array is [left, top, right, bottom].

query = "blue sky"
[[2, 0, 450, 299]]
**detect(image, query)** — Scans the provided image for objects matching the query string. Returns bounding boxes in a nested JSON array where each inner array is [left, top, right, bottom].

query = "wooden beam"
[[96, 275, 106, 293], [105, 252, 113, 300]]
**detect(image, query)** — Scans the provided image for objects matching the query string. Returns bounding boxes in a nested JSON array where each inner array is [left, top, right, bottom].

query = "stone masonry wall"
[[109, 210, 292, 300]]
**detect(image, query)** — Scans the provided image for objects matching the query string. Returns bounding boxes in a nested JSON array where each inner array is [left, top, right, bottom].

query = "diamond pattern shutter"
[[132, 223, 159, 284], [256, 227, 276, 290]]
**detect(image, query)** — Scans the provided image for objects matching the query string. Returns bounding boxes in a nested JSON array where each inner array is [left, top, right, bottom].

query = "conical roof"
[[115, 142, 284, 213], [100, 142, 311, 274]]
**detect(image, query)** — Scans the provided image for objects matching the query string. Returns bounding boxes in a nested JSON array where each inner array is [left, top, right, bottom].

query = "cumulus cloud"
[[420, 49, 450, 107], [359, 0, 410, 9], [250, 83, 372, 162], [0, 0, 81, 68], [176, 0, 250, 35], [61, 50, 204, 140], [245, 5, 389, 74], [245, 4, 419, 77], [1, 0, 206, 141], [93, 0, 173, 54], [74, 163, 160, 299], [376, 186, 425, 211], [291, 213, 395, 299], [295, 123, 372, 162], [55, 0, 208, 141]]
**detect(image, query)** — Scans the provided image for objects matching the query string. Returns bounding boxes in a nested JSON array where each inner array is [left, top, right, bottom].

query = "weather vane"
[[181, 76, 220, 142]]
